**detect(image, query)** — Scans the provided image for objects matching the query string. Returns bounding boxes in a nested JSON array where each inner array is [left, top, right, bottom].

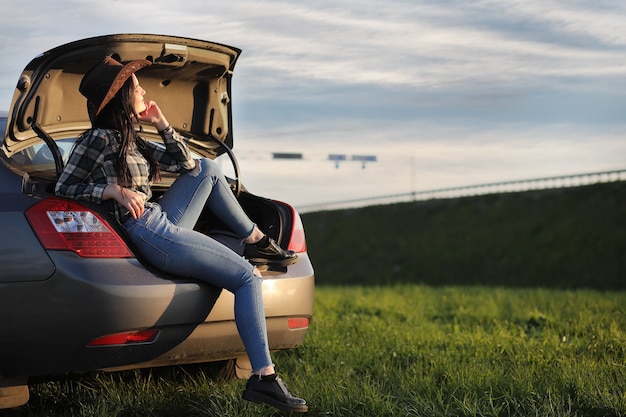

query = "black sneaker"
[[244, 236, 298, 267], [242, 374, 308, 413]]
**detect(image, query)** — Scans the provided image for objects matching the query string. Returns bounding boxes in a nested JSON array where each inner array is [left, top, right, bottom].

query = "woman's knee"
[[197, 157, 220, 176], [241, 269, 262, 289]]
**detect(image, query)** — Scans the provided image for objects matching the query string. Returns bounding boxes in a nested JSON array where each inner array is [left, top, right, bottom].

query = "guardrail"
[[298, 169, 626, 212]]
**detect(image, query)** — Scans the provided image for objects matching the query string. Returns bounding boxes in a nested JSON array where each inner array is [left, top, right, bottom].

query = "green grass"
[[7, 285, 626, 416], [302, 286, 626, 417], [302, 182, 626, 289], [5, 182, 626, 416]]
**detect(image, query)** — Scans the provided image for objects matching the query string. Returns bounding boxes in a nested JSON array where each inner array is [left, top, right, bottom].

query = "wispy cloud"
[[2, 1, 625, 99], [1, 0, 624, 207], [210, 1, 626, 90]]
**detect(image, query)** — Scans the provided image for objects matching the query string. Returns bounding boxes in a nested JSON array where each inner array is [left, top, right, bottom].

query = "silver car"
[[0, 34, 314, 409]]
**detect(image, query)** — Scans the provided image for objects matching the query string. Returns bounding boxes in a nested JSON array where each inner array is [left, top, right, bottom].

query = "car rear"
[[0, 34, 314, 409], [0, 149, 314, 373]]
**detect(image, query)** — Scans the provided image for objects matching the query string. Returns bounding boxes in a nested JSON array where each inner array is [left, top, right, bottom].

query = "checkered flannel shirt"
[[55, 125, 196, 222]]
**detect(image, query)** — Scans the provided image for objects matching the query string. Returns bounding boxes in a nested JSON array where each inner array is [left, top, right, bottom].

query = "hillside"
[[301, 181, 626, 290]]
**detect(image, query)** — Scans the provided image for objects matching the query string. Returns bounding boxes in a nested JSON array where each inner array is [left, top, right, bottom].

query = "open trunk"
[[16, 154, 297, 272], [1, 34, 299, 265]]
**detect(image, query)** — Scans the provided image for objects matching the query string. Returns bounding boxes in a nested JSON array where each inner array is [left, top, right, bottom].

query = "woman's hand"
[[103, 184, 146, 219], [137, 100, 170, 132]]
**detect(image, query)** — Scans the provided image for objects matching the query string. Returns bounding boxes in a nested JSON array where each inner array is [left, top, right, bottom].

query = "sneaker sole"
[[243, 389, 308, 413], [246, 256, 298, 268]]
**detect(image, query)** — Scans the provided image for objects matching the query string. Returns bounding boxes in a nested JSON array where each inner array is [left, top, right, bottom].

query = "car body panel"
[[0, 248, 314, 377], [0, 168, 56, 282]]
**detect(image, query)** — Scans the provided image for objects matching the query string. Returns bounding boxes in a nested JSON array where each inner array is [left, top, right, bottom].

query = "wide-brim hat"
[[79, 56, 151, 117]]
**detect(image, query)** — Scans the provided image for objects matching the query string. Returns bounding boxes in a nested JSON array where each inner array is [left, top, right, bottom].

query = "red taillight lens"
[[288, 317, 310, 330], [286, 206, 307, 253], [25, 197, 133, 258], [87, 329, 160, 347]]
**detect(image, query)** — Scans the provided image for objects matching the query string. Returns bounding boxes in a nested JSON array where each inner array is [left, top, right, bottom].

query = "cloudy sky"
[[1, 0, 625, 211]]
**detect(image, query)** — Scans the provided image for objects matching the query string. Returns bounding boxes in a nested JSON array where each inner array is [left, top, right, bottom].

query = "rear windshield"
[[0, 120, 204, 180], [1, 116, 68, 175], [3, 137, 76, 175]]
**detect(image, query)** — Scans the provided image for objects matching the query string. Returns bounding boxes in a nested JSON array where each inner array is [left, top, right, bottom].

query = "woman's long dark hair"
[[91, 78, 160, 185]]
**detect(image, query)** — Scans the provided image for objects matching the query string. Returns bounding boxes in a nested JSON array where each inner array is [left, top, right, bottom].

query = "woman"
[[55, 56, 307, 413]]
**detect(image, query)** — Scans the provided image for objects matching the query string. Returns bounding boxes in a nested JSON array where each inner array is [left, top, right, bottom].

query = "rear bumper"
[[0, 251, 314, 378], [98, 256, 315, 371]]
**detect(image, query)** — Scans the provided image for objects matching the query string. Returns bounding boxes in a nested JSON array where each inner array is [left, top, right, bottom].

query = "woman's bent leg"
[[158, 158, 255, 238], [125, 207, 272, 370], [159, 158, 298, 267]]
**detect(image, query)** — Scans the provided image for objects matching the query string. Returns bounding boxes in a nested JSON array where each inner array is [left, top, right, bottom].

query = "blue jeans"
[[123, 158, 272, 371]]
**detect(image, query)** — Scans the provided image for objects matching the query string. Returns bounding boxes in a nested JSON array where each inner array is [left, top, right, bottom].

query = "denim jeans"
[[123, 158, 272, 371]]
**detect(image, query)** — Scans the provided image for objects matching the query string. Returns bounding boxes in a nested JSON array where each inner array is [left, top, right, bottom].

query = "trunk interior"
[[4, 126, 295, 273], [19, 166, 294, 271]]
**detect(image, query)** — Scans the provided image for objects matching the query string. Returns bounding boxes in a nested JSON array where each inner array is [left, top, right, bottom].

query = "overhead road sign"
[[273, 152, 303, 159]]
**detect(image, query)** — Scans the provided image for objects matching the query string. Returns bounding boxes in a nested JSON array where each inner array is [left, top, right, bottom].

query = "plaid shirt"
[[55, 125, 196, 222]]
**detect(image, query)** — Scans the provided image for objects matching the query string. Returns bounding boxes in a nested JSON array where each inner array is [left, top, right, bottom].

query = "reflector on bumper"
[[87, 329, 160, 347]]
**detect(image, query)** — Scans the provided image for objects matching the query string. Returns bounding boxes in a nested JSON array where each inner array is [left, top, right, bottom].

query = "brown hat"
[[79, 56, 151, 117]]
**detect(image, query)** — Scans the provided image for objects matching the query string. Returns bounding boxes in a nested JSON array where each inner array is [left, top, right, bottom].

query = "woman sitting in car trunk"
[[55, 56, 307, 414]]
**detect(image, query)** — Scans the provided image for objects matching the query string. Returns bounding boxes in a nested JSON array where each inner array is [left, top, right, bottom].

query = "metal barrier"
[[299, 169, 626, 212]]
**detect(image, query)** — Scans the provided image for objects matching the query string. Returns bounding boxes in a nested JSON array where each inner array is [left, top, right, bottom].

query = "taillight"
[[87, 329, 160, 347], [25, 197, 133, 258], [286, 206, 307, 253]]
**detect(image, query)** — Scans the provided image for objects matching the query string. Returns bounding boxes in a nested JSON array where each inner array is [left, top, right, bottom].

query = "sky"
[[1, 0, 625, 211]]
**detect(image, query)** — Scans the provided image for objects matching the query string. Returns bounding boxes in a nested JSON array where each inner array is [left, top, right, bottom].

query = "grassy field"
[[3, 182, 625, 416], [302, 181, 625, 289], [4, 285, 626, 416]]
